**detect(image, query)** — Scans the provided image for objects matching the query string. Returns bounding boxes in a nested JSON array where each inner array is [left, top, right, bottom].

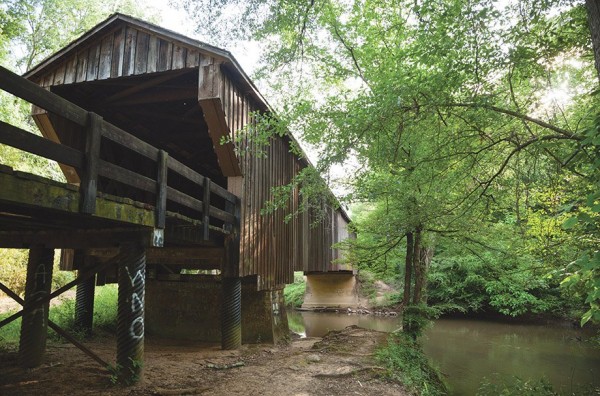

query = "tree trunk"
[[402, 232, 414, 307], [412, 228, 423, 304], [417, 246, 434, 304], [586, 0, 600, 83]]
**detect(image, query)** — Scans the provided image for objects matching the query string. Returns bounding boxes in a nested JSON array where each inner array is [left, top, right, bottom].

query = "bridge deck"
[[0, 164, 228, 249]]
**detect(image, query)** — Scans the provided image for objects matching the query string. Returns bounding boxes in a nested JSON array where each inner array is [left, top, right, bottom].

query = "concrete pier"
[[301, 272, 359, 309]]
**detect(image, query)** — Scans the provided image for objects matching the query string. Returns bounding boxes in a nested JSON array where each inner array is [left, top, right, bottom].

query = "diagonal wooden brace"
[[0, 250, 127, 330], [0, 280, 109, 369]]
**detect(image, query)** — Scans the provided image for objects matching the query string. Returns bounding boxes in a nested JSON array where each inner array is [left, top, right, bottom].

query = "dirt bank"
[[0, 326, 408, 395]]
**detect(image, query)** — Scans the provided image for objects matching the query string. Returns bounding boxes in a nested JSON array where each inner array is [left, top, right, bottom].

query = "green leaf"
[[562, 216, 578, 230], [580, 309, 592, 327]]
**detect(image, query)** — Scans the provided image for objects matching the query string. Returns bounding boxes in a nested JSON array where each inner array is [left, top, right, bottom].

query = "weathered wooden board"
[[34, 24, 203, 86], [0, 170, 155, 228]]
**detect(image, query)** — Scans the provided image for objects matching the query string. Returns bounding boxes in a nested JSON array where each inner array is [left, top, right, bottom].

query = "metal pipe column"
[[221, 277, 242, 350], [116, 245, 146, 384], [74, 272, 95, 337], [19, 247, 54, 368]]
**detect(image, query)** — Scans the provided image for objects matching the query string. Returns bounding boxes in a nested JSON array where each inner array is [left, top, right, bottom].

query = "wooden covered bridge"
[[0, 14, 353, 382]]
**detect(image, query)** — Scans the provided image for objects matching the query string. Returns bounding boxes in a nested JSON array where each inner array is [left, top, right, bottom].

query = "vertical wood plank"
[[64, 56, 77, 84], [41, 74, 52, 88], [134, 31, 150, 74], [172, 45, 186, 69], [156, 150, 168, 229], [157, 39, 172, 72], [203, 177, 211, 240], [98, 35, 114, 80], [123, 27, 137, 76], [76, 49, 89, 82], [86, 44, 100, 81], [53, 63, 65, 85], [111, 28, 125, 78], [185, 49, 199, 68], [80, 113, 103, 214], [198, 57, 225, 99], [147, 36, 159, 73]]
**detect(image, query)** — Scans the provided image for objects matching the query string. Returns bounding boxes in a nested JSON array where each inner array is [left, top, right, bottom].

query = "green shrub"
[[92, 285, 118, 332], [0, 249, 29, 297], [0, 249, 74, 298], [0, 313, 21, 350], [356, 270, 378, 301], [0, 284, 118, 349], [284, 274, 306, 308], [375, 332, 448, 396]]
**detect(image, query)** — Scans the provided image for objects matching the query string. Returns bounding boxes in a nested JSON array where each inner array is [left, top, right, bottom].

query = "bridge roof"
[[24, 13, 270, 114]]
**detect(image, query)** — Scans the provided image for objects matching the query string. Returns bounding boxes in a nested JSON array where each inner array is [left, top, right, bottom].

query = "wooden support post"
[[80, 112, 102, 214], [203, 177, 211, 240], [19, 247, 54, 368], [116, 244, 146, 384], [156, 150, 168, 229], [74, 254, 95, 337]]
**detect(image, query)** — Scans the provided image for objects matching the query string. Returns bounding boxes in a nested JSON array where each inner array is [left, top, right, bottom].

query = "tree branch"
[[446, 102, 583, 140]]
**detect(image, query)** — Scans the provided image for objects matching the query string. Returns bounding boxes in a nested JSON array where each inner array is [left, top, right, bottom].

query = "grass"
[[0, 284, 118, 350], [284, 272, 306, 308], [375, 332, 448, 396]]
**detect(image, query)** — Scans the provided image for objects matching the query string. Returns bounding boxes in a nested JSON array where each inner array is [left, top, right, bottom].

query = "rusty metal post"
[[221, 277, 241, 350], [116, 244, 146, 384], [19, 247, 54, 368], [74, 271, 95, 337]]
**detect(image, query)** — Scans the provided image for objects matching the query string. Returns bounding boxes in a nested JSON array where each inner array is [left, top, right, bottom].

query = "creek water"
[[287, 310, 600, 395]]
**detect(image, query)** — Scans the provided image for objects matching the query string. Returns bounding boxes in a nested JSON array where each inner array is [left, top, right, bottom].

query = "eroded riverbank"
[[0, 326, 408, 395], [289, 310, 600, 395]]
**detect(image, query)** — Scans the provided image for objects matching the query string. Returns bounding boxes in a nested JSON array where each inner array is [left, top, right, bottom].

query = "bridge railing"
[[0, 65, 239, 242]]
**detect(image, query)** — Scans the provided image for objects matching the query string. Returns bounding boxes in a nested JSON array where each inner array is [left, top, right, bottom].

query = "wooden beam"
[[103, 69, 191, 103], [199, 99, 242, 177], [88, 246, 225, 261], [107, 86, 198, 106], [0, 65, 88, 126], [80, 113, 102, 214], [0, 228, 155, 249], [198, 59, 242, 177], [0, 120, 84, 169], [0, 169, 153, 229], [31, 108, 81, 184]]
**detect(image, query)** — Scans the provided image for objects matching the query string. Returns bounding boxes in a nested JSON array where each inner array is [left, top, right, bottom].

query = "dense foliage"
[[178, 0, 600, 325]]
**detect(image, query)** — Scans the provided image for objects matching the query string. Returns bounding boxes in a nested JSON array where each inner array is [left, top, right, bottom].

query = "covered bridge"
[[0, 13, 352, 382]]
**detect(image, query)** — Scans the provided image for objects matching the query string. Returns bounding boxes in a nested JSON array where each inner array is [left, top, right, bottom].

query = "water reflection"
[[288, 311, 600, 395], [422, 318, 600, 395], [293, 311, 401, 337]]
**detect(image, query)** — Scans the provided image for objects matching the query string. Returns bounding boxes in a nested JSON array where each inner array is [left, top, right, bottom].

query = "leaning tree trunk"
[[402, 232, 414, 308]]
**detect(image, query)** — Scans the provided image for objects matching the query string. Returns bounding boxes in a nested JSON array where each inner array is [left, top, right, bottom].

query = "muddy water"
[[287, 311, 600, 395]]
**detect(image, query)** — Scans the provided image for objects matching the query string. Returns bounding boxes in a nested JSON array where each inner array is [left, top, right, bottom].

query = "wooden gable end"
[[35, 24, 208, 88]]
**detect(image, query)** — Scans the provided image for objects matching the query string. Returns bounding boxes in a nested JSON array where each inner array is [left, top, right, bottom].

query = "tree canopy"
[[178, 0, 600, 324]]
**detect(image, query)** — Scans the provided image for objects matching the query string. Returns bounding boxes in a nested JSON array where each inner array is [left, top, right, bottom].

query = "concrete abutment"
[[145, 275, 288, 345], [302, 272, 360, 309]]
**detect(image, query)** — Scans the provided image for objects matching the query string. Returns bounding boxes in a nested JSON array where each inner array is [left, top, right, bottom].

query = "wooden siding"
[[35, 25, 205, 87], [221, 71, 352, 289]]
